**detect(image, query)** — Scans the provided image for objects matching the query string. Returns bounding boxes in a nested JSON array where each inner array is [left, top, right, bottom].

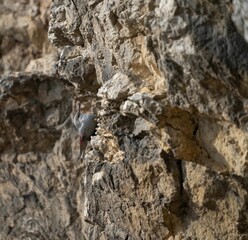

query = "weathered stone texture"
[[1, 0, 248, 239], [0, 0, 57, 75], [0, 73, 85, 239], [48, 0, 248, 239], [232, 0, 248, 42]]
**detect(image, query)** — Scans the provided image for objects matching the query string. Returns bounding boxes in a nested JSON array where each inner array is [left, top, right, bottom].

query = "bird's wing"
[[78, 114, 97, 159], [82, 114, 97, 139], [72, 112, 82, 129], [79, 123, 85, 137], [78, 114, 86, 123], [74, 121, 81, 130]]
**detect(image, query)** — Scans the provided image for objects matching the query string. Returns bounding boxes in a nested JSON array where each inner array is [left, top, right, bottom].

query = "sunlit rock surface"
[[1, 0, 248, 239]]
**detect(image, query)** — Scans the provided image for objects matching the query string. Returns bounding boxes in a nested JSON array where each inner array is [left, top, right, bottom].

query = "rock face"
[[0, 0, 56, 74], [1, 0, 248, 239]]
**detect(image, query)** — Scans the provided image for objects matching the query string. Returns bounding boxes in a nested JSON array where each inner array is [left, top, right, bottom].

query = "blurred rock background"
[[1, 0, 248, 239]]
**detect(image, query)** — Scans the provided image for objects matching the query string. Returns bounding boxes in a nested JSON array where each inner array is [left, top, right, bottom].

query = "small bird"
[[73, 102, 97, 159]]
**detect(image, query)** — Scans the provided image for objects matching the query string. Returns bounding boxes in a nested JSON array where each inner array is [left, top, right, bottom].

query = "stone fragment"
[[97, 72, 135, 101]]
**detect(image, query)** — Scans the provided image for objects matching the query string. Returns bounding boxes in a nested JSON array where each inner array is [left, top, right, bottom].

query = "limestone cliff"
[[1, 0, 248, 239]]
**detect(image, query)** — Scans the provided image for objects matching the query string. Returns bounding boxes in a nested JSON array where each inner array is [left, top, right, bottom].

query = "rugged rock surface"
[[1, 0, 248, 239], [0, 73, 82, 239], [0, 0, 56, 74]]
